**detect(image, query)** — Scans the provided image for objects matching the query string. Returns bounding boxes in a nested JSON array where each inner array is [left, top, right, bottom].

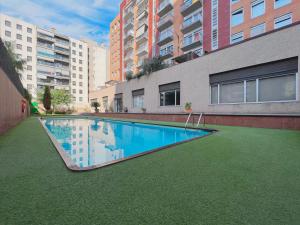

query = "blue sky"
[[0, 0, 121, 45]]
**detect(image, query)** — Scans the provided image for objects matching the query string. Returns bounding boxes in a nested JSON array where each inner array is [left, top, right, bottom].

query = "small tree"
[[142, 57, 166, 75], [43, 86, 51, 113], [91, 101, 100, 113], [51, 89, 72, 112], [4, 41, 26, 78]]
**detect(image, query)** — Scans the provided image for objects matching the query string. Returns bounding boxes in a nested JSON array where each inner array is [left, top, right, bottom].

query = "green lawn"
[[0, 117, 300, 225]]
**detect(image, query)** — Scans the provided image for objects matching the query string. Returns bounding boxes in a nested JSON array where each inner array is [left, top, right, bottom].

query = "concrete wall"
[[0, 68, 28, 135], [90, 24, 300, 115]]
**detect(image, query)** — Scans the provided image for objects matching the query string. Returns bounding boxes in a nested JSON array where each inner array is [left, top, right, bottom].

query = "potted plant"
[[91, 101, 100, 113], [184, 102, 192, 113], [141, 107, 146, 113]]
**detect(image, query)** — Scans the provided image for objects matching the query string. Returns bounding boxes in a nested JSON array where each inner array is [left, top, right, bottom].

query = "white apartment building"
[[0, 13, 90, 110], [83, 39, 108, 92], [0, 13, 37, 96], [70, 38, 89, 107]]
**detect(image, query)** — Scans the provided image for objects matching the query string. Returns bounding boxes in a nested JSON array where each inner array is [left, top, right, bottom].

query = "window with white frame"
[[231, 8, 243, 27], [251, 23, 266, 37], [251, 0, 265, 18], [159, 82, 180, 106], [274, 13, 292, 29], [274, 0, 292, 9], [210, 58, 298, 104], [231, 32, 244, 44], [132, 89, 144, 108]]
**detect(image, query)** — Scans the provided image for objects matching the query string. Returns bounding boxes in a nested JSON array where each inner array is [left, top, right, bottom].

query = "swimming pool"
[[40, 117, 212, 170]]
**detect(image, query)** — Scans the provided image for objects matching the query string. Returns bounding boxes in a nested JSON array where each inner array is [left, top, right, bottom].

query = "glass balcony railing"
[[37, 59, 54, 67], [159, 30, 173, 42], [37, 42, 54, 49], [55, 38, 69, 46], [182, 30, 202, 48], [37, 51, 55, 59], [54, 46, 69, 54]]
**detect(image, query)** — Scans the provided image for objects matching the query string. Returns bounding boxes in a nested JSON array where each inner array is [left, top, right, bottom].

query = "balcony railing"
[[181, 0, 202, 16], [124, 40, 134, 51], [158, 12, 173, 31], [37, 51, 55, 59], [55, 38, 69, 47], [137, 44, 148, 56], [124, 30, 134, 42], [181, 12, 202, 33], [157, 30, 173, 46], [124, 19, 134, 31], [182, 30, 202, 51], [37, 42, 53, 49], [159, 45, 173, 58], [136, 32, 148, 44], [37, 32, 54, 42], [54, 46, 69, 54], [158, 0, 173, 17]]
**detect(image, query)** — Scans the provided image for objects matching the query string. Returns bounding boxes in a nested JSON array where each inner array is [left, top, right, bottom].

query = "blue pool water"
[[42, 118, 210, 169]]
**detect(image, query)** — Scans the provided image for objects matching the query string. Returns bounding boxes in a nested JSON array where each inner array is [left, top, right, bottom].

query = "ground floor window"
[[210, 73, 297, 104], [159, 82, 180, 106], [102, 96, 108, 111], [114, 94, 123, 112], [132, 89, 144, 108]]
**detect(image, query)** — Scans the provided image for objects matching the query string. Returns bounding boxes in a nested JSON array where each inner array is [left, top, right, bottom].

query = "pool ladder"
[[185, 113, 204, 129]]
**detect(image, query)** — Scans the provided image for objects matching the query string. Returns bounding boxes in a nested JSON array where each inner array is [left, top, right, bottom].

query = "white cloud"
[[0, 0, 121, 44]]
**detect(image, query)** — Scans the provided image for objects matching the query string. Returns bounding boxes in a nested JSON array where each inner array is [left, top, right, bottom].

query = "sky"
[[0, 0, 121, 45]]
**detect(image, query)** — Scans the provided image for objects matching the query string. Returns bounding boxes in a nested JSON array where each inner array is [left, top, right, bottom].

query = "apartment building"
[[230, 0, 300, 44], [109, 14, 121, 82], [120, 0, 156, 80], [0, 13, 37, 96], [84, 39, 108, 92], [0, 13, 92, 109]]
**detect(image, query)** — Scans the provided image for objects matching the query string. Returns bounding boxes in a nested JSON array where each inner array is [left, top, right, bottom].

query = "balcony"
[[37, 42, 54, 50], [124, 40, 134, 52], [37, 51, 55, 61], [54, 54, 70, 63], [181, 13, 202, 34], [157, 30, 173, 46], [136, 32, 148, 45], [158, 0, 173, 17], [124, 19, 134, 32], [123, 6, 134, 21], [124, 30, 134, 43], [37, 32, 54, 42], [124, 52, 133, 63], [137, 4, 148, 16], [54, 46, 70, 56], [137, 59, 144, 68], [181, 0, 202, 17], [158, 13, 173, 31], [137, 10, 148, 21], [55, 39, 70, 48], [137, 44, 148, 57], [181, 30, 202, 52], [159, 46, 173, 60], [137, 17, 148, 28]]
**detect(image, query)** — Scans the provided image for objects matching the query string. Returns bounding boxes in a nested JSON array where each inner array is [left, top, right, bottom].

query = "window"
[[274, 13, 292, 29], [27, 56, 32, 62], [246, 80, 256, 102], [27, 37, 32, 43], [210, 85, 218, 104], [79, 67, 82, 72], [27, 46, 32, 52], [274, 0, 291, 9], [79, 60, 82, 64], [114, 94, 123, 112], [79, 82, 82, 86], [79, 90, 83, 94], [79, 44, 82, 49], [231, 32, 243, 44], [16, 24, 22, 30], [5, 31, 11, 37], [72, 58, 76, 62], [159, 82, 180, 106], [5, 20, 11, 27], [231, 8, 243, 26], [72, 42, 76, 47], [258, 75, 296, 102], [79, 97, 83, 102], [72, 50, 76, 55], [27, 65, 32, 71], [79, 75, 83, 79], [72, 81, 76, 85], [73, 89, 76, 94], [16, 44, 22, 50], [132, 89, 144, 108], [250, 23, 265, 37], [27, 84, 33, 90], [27, 75, 32, 80], [251, 0, 265, 18], [211, 0, 218, 50], [72, 66, 76, 70], [220, 82, 244, 103], [79, 52, 82, 57], [72, 73, 76, 78], [27, 27, 32, 33], [16, 34, 22, 40], [103, 96, 108, 111]]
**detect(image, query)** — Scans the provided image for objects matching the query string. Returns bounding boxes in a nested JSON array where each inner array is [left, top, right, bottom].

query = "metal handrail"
[[185, 112, 192, 129], [196, 113, 203, 127]]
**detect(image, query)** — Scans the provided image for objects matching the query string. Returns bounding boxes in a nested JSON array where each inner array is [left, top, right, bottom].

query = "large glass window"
[[211, 85, 218, 104], [246, 80, 256, 102], [274, 0, 291, 9], [220, 82, 244, 103], [251, 0, 265, 18], [102, 96, 108, 111], [160, 90, 180, 106], [231, 8, 243, 27], [258, 75, 296, 102], [133, 95, 144, 108]]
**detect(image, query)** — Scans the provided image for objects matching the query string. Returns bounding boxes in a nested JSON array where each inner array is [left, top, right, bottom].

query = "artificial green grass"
[[0, 117, 300, 225]]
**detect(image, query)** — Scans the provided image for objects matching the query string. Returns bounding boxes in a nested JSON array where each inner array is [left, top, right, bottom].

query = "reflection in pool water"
[[42, 118, 210, 169]]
